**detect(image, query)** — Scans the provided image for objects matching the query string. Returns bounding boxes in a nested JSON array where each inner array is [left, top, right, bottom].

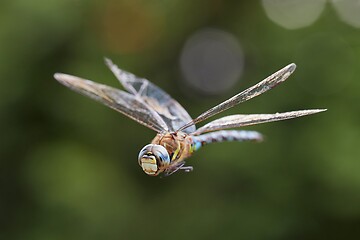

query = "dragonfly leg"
[[164, 162, 193, 176], [180, 165, 193, 172]]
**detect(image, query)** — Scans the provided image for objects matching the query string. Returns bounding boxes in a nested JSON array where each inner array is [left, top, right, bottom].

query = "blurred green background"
[[1, 0, 360, 239]]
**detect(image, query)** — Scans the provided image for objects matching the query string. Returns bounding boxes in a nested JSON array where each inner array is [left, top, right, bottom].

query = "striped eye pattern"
[[138, 144, 170, 176]]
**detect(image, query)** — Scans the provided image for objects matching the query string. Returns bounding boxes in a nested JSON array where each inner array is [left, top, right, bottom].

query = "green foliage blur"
[[1, 1, 359, 240]]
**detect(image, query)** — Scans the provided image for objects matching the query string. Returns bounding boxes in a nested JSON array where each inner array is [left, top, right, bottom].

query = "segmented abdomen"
[[191, 130, 263, 151]]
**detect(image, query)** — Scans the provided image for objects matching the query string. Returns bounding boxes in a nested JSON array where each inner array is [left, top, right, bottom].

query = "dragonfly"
[[54, 58, 326, 176]]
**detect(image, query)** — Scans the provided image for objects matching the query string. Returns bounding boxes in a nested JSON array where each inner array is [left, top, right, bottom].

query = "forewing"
[[54, 73, 169, 133], [105, 58, 195, 133], [178, 63, 296, 132], [193, 109, 327, 135]]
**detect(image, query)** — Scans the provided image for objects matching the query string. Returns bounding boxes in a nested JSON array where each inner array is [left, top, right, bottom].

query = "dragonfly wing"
[[192, 109, 327, 135], [178, 63, 296, 132], [54, 73, 169, 133], [105, 58, 195, 133]]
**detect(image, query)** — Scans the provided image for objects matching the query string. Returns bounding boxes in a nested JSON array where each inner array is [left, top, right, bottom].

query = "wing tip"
[[54, 72, 68, 84], [54, 72, 62, 80], [285, 63, 297, 74], [104, 57, 113, 66], [312, 108, 327, 113], [300, 108, 327, 116], [54, 72, 74, 80], [54, 73, 87, 88]]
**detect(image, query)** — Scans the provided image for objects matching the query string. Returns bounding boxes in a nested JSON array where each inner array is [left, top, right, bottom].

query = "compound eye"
[[138, 144, 170, 176], [138, 144, 153, 162], [152, 146, 170, 165]]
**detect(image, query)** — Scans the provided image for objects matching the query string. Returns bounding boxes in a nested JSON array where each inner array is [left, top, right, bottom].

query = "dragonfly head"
[[138, 144, 170, 176]]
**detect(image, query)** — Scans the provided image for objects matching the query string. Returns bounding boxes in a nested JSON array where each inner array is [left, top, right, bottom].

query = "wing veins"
[[54, 73, 169, 133], [178, 63, 297, 132], [193, 109, 327, 135], [105, 58, 195, 133]]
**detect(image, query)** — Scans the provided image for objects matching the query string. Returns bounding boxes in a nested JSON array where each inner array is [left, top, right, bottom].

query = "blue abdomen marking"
[[191, 130, 263, 151]]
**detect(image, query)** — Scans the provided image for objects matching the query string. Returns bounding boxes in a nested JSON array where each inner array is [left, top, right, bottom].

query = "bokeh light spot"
[[332, 0, 360, 28], [262, 0, 326, 29], [179, 28, 244, 95]]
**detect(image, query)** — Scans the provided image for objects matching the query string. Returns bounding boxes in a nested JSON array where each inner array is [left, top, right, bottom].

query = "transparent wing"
[[54, 73, 169, 133], [105, 58, 195, 133], [178, 63, 297, 132], [192, 109, 327, 135]]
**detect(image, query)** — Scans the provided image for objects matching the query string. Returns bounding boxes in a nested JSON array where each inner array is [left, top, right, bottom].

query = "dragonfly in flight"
[[54, 59, 326, 176]]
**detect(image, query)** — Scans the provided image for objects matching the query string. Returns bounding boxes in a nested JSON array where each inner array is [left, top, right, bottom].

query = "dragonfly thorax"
[[138, 144, 170, 176], [55, 59, 326, 177]]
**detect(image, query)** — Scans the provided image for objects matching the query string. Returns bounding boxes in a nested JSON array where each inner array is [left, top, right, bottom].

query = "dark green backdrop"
[[1, 1, 359, 240]]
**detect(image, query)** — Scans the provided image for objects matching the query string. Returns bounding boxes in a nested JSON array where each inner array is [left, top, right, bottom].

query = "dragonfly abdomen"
[[191, 130, 263, 151]]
